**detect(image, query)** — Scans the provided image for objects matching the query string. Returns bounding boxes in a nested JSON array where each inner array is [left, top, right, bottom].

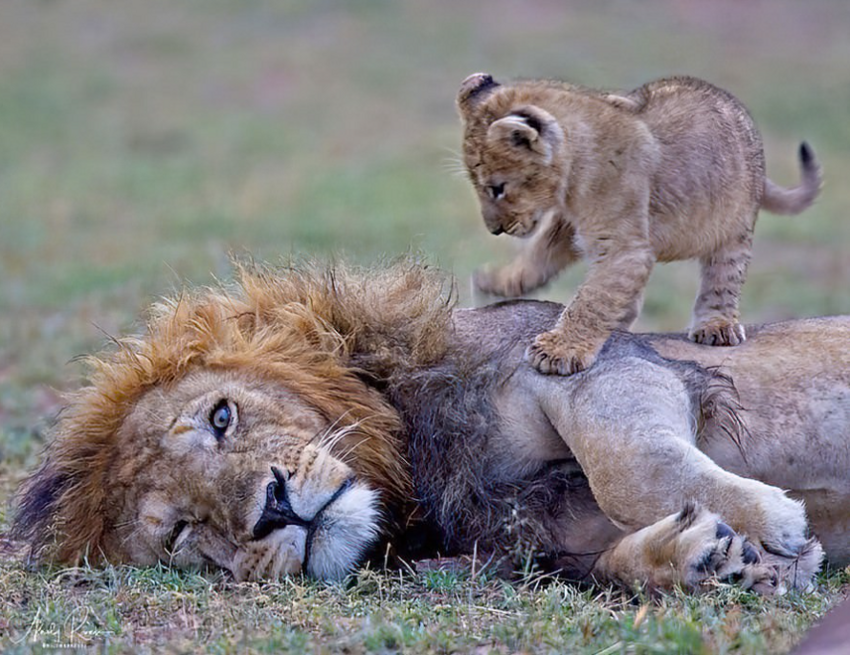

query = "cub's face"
[[457, 73, 566, 238], [463, 133, 563, 238], [109, 369, 381, 581]]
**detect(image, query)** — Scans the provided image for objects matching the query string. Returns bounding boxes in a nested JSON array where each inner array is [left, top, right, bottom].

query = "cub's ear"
[[457, 72, 500, 118], [487, 105, 563, 163]]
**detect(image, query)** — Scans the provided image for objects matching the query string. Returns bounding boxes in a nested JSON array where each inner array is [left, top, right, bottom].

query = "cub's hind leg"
[[689, 229, 753, 346]]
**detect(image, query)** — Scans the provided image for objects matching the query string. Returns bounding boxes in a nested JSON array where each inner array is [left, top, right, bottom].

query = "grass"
[[1, 0, 849, 651], [1, 563, 847, 654]]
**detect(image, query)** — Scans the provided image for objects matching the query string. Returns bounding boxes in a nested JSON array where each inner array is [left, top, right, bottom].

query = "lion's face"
[[108, 368, 381, 581], [13, 262, 440, 582]]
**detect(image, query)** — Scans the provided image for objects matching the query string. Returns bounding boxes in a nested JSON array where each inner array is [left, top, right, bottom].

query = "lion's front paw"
[[689, 318, 746, 347], [603, 503, 781, 594], [738, 482, 810, 559], [673, 506, 778, 594], [526, 330, 598, 376]]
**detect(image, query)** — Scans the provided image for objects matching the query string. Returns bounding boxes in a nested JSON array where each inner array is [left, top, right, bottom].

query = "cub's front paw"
[[473, 267, 530, 298], [689, 318, 746, 346], [526, 330, 598, 376]]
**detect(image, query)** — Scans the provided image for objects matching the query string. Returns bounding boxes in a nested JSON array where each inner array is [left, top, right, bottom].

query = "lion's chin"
[[305, 483, 382, 580], [230, 482, 381, 582]]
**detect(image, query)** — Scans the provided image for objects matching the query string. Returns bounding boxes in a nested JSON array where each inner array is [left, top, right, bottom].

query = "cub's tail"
[[761, 142, 822, 215]]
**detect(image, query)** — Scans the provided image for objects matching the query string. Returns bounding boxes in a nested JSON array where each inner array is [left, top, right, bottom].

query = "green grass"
[[1, 0, 849, 651], [0, 563, 846, 654]]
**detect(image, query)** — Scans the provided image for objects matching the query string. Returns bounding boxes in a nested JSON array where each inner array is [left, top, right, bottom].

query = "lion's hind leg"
[[594, 503, 781, 594]]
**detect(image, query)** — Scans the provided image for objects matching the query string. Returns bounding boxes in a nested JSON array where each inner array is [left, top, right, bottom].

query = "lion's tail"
[[761, 142, 822, 215]]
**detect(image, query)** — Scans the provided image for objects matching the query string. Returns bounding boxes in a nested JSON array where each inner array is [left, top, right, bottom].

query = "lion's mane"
[[13, 258, 455, 563]]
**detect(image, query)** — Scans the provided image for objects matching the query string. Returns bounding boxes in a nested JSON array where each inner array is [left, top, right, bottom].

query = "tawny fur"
[[12, 261, 847, 593], [458, 73, 822, 376], [13, 260, 451, 564]]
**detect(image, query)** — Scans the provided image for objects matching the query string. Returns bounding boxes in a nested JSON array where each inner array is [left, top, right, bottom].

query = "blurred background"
[[1, 0, 849, 475]]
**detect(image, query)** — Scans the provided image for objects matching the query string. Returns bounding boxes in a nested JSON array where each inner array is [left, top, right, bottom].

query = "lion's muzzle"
[[252, 466, 312, 540], [231, 456, 380, 582], [251, 465, 356, 573]]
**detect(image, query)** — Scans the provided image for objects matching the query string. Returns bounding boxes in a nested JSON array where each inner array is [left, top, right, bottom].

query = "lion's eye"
[[209, 399, 234, 439], [487, 182, 506, 200]]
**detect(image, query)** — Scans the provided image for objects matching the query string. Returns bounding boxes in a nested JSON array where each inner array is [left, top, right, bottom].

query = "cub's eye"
[[487, 182, 506, 200], [209, 399, 236, 439]]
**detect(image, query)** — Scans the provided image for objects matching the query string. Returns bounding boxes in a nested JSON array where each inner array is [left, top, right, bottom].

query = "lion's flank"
[[12, 258, 455, 563]]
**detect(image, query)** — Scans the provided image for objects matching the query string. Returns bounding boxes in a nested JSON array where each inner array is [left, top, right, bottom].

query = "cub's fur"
[[458, 73, 822, 375]]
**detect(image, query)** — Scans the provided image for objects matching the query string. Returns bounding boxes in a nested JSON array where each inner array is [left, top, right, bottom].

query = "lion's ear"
[[487, 105, 563, 163], [457, 72, 500, 119]]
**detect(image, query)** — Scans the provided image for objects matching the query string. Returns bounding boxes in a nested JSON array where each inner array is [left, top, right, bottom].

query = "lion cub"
[[458, 74, 821, 376]]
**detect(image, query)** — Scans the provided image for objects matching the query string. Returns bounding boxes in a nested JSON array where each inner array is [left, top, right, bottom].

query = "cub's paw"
[[689, 318, 746, 346], [473, 266, 541, 298], [526, 330, 598, 376]]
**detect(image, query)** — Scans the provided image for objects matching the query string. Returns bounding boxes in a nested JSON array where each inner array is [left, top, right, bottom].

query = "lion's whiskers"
[[309, 410, 356, 448], [318, 422, 363, 453], [116, 519, 144, 551], [334, 434, 371, 464], [315, 412, 389, 463]]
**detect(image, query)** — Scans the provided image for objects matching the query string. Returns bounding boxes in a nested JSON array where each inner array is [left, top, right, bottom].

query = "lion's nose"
[[252, 466, 311, 540], [488, 224, 505, 235]]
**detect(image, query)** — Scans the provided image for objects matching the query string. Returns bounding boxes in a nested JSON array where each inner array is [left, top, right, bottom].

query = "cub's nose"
[[488, 225, 505, 236], [252, 466, 310, 540]]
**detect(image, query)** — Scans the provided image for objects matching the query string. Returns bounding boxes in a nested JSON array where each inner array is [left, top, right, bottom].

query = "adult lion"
[[12, 261, 847, 593]]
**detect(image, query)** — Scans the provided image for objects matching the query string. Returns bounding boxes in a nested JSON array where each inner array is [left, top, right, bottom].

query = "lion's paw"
[[526, 330, 598, 376], [689, 318, 746, 347], [759, 537, 824, 594], [671, 504, 779, 594], [736, 481, 810, 560]]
